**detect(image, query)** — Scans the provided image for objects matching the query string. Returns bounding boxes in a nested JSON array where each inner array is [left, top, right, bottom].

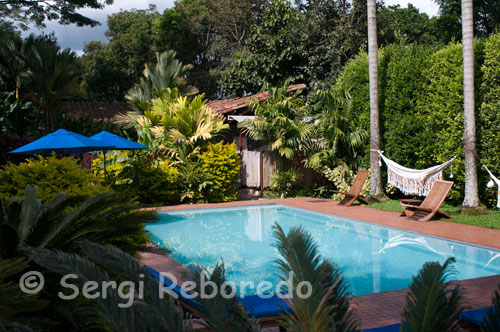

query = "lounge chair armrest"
[[399, 199, 422, 206], [330, 190, 349, 195], [401, 204, 434, 212]]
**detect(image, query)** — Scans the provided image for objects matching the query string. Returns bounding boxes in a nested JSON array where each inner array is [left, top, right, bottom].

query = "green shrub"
[[321, 165, 370, 200], [0, 156, 107, 201], [199, 142, 241, 202], [269, 168, 302, 198], [416, 41, 485, 204], [382, 44, 438, 168], [479, 33, 500, 207], [114, 159, 181, 205]]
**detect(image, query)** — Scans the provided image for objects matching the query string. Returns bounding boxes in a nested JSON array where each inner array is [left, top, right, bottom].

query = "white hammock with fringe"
[[377, 151, 456, 196]]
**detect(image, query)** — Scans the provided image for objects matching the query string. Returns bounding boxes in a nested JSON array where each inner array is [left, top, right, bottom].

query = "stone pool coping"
[[141, 198, 500, 329]]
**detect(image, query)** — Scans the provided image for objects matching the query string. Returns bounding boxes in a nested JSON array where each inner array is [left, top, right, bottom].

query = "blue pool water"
[[146, 204, 500, 296]]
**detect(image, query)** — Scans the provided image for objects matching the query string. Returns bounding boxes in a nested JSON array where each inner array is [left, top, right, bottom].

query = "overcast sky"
[[24, 0, 440, 54]]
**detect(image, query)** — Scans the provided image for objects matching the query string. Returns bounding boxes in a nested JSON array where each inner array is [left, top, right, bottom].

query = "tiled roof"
[[58, 102, 133, 121], [206, 84, 307, 115], [58, 84, 307, 120]]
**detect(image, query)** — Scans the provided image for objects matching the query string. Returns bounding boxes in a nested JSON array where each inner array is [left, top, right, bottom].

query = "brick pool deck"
[[141, 198, 500, 329]]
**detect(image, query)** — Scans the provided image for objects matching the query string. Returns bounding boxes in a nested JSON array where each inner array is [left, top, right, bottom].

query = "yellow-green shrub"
[[199, 142, 241, 202], [0, 156, 107, 201]]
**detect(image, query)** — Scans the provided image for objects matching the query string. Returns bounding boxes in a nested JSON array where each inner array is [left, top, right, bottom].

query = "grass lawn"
[[369, 199, 500, 230]]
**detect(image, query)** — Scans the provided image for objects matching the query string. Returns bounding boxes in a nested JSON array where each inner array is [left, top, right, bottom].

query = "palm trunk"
[[462, 0, 479, 208], [367, 0, 382, 197]]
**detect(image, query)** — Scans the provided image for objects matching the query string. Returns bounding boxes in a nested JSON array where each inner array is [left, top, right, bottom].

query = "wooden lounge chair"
[[399, 180, 453, 222], [331, 170, 370, 206]]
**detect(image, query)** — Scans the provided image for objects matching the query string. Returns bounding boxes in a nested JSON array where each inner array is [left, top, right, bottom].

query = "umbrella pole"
[[103, 151, 107, 186]]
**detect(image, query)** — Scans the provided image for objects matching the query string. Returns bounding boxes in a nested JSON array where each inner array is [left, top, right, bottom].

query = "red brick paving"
[[143, 198, 500, 329]]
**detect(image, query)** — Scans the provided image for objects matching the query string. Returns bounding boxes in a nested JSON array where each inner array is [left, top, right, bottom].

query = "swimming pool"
[[146, 204, 500, 296]]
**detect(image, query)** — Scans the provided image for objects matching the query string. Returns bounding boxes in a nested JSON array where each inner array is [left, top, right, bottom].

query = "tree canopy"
[[0, 0, 114, 30]]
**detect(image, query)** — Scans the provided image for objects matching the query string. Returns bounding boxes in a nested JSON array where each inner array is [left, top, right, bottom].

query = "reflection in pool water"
[[146, 204, 500, 296]]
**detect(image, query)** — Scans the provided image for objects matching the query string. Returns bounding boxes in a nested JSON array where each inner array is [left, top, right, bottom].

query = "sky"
[[25, 0, 440, 54]]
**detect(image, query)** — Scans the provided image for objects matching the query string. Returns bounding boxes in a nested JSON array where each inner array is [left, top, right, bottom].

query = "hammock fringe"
[[377, 151, 456, 196]]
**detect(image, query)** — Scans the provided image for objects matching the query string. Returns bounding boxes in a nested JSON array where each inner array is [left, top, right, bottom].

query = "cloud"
[[384, 0, 440, 17], [23, 0, 175, 54]]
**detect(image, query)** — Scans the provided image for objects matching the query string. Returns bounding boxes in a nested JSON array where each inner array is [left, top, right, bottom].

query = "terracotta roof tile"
[[206, 84, 307, 115], [58, 84, 307, 120]]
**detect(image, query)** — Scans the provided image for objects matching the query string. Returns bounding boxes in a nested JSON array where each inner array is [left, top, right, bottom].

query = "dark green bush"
[[114, 158, 181, 205], [0, 156, 107, 201], [332, 37, 500, 206], [382, 44, 438, 168], [199, 142, 241, 202], [478, 33, 500, 208], [416, 40, 485, 204]]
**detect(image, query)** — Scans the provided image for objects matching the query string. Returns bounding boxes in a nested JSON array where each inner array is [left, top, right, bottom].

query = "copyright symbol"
[[19, 271, 44, 294]]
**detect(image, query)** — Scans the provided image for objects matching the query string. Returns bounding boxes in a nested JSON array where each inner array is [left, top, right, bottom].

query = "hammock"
[[377, 151, 456, 196], [484, 165, 500, 208]]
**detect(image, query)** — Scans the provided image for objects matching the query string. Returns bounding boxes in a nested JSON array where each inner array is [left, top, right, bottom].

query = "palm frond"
[[401, 257, 463, 332], [481, 284, 500, 332], [273, 224, 358, 332]]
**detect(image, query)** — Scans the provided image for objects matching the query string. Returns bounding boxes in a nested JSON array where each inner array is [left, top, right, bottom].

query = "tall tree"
[[0, 0, 113, 30], [24, 38, 84, 128], [434, 0, 500, 42], [367, 0, 382, 197], [461, 0, 479, 208]]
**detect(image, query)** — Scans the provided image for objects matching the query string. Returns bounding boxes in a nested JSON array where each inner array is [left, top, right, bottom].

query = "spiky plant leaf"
[[273, 224, 358, 332], [481, 284, 500, 332], [186, 263, 261, 332], [401, 257, 463, 332], [27, 242, 189, 332]]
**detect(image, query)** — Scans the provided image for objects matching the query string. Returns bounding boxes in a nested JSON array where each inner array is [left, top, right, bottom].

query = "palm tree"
[[240, 83, 313, 160], [272, 224, 359, 331], [367, 0, 383, 197], [461, 0, 479, 208], [24, 38, 84, 129], [0, 32, 28, 99], [401, 258, 464, 332], [125, 50, 198, 112], [305, 90, 369, 172]]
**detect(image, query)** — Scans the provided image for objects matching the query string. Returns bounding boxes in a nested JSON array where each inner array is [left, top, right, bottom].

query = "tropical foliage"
[[269, 169, 302, 199], [0, 156, 106, 201], [273, 224, 359, 331], [240, 83, 312, 160], [199, 142, 241, 202], [401, 258, 464, 332], [125, 50, 198, 112]]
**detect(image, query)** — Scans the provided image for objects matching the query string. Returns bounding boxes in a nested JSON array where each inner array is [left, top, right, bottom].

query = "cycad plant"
[[240, 82, 313, 160], [0, 185, 156, 259], [26, 240, 190, 332], [186, 264, 262, 332], [481, 284, 500, 332], [0, 258, 50, 330], [273, 224, 359, 332], [400, 257, 464, 332]]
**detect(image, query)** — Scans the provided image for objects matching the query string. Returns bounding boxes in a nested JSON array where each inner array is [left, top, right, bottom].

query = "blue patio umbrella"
[[9, 129, 114, 156], [89, 131, 149, 184]]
